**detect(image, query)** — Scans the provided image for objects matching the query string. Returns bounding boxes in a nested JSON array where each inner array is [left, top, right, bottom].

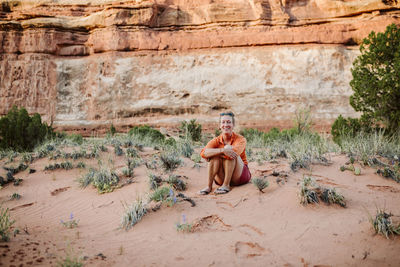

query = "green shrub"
[[331, 115, 373, 144], [109, 124, 116, 137], [180, 119, 202, 142], [349, 23, 400, 134], [149, 186, 171, 202], [128, 125, 165, 144], [166, 175, 187, 191], [67, 134, 83, 145], [0, 106, 54, 151]]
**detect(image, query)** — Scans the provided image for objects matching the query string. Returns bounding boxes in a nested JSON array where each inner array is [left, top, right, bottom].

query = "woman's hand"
[[222, 145, 237, 159]]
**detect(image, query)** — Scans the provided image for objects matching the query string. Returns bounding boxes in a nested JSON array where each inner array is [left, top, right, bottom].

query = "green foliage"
[[0, 106, 54, 151], [60, 213, 79, 229], [180, 119, 202, 142], [350, 23, 400, 133], [331, 115, 371, 144], [148, 173, 163, 190], [128, 125, 165, 144], [109, 124, 116, 136], [67, 134, 83, 145], [0, 205, 15, 242], [299, 177, 319, 205], [149, 186, 171, 202], [320, 188, 346, 207]]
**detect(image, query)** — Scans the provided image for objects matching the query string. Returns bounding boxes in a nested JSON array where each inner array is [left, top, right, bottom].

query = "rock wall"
[[1, 0, 400, 134]]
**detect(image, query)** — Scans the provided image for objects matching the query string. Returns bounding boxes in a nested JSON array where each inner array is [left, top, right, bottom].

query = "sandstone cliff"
[[1, 0, 400, 134]]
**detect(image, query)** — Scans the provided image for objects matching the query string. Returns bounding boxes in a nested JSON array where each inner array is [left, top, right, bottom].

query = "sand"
[[0, 147, 400, 267]]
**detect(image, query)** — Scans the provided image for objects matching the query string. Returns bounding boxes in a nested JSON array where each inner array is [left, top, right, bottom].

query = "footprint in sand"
[[191, 215, 232, 232], [366, 184, 400, 193], [238, 224, 265, 236], [50, 186, 71, 196], [234, 241, 268, 258]]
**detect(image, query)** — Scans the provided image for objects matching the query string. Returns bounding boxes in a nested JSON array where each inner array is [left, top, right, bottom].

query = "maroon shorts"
[[238, 164, 251, 185]]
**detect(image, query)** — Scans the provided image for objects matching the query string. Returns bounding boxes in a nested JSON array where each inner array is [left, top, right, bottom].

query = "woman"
[[199, 111, 251, 194]]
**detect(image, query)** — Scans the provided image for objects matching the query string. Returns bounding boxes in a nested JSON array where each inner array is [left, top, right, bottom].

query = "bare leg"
[[221, 156, 245, 188], [200, 156, 223, 194]]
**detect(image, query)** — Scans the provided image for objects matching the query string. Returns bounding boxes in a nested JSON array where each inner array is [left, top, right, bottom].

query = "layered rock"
[[1, 0, 400, 134]]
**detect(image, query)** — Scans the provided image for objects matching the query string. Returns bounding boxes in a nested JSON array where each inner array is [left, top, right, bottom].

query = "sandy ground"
[[0, 146, 400, 267]]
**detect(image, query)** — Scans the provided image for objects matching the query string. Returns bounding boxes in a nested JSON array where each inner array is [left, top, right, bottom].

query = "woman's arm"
[[203, 146, 238, 159]]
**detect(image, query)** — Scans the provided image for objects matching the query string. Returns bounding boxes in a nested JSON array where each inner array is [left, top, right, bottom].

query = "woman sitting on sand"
[[199, 111, 251, 195]]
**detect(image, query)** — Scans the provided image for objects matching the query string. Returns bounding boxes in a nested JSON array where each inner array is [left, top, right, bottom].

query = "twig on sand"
[[295, 225, 312, 240]]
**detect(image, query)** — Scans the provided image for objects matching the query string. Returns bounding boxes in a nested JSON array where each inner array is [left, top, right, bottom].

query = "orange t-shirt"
[[200, 132, 248, 165]]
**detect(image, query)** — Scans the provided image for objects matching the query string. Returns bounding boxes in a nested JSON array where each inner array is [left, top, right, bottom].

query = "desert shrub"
[[121, 198, 147, 230], [177, 139, 194, 158], [67, 134, 83, 145], [370, 208, 400, 239], [0, 205, 15, 242], [320, 188, 346, 207], [109, 124, 116, 137], [114, 145, 123, 156], [149, 173, 163, 190], [166, 175, 187, 191], [299, 177, 319, 205], [3, 162, 28, 174], [180, 119, 202, 142], [331, 115, 371, 145], [350, 23, 400, 134], [251, 177, 269, 192], [128, 125, 165, 144], [159, 152, 182, 172], [149, 186, 171, 202], [0, 106, 54, 151], [79, 168, 119, 193]]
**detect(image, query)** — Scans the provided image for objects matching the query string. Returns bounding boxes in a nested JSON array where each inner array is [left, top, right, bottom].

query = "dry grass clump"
[[370, 208, 400, 239], [251, 177, 269, 193], [159, 152, 182, 172], [121, 198, 148, 230], [166, 175, 187, 191], [148, 174, 163, 190], [79, 168, 119, 193], [299, 176, 346, 207], [0, 205, 15, 242]]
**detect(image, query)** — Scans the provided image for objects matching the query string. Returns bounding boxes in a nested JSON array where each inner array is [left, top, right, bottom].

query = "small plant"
[[76, 162, 86, 169], [159, 152, 182, 172], [251, 177, 269, 193], [126, 147, 138, 158], [109, 124, 116, 137], [370, 208, 400, 239], [149, 174, 163, 190], [320, 188, 346, 207], [377, 167, 400, 183], [299, 177, 319, 205], [166, 175, 187, 191], [79, 168, 119, 193], [68, 133, 84, 145], [44, 161, 73, 171], [57, 247, 83, 267], [114, 145, 124, 156], [10, 192, 21, 200], [60, 213, 79, 229], [128, 125, 165, 144], [0, 205, 15, 241], [176, 214, 192, 233], [3, 162, 28, 174], [121, 198, 147, 230], [177, 139, 194, 158], [149, 186, 171, 202]]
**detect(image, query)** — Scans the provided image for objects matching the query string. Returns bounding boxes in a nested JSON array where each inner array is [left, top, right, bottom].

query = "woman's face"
[[220, 115, 234, 135]]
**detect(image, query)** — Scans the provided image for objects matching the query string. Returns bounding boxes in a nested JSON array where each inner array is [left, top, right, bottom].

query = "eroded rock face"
[[1, 0, 400, 134]]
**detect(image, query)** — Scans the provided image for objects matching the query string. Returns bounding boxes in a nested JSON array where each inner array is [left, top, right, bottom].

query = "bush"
[[79, 168, 119, 193], [180, 119, 202, 142], [128, 125, 165, 144], [349, 23, 400, 134], [0, 106, 54, 151], [121, 198, 147, 230]]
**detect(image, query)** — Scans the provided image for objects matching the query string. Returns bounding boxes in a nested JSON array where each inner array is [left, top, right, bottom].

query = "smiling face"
[[220, 115, 234, 135]]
